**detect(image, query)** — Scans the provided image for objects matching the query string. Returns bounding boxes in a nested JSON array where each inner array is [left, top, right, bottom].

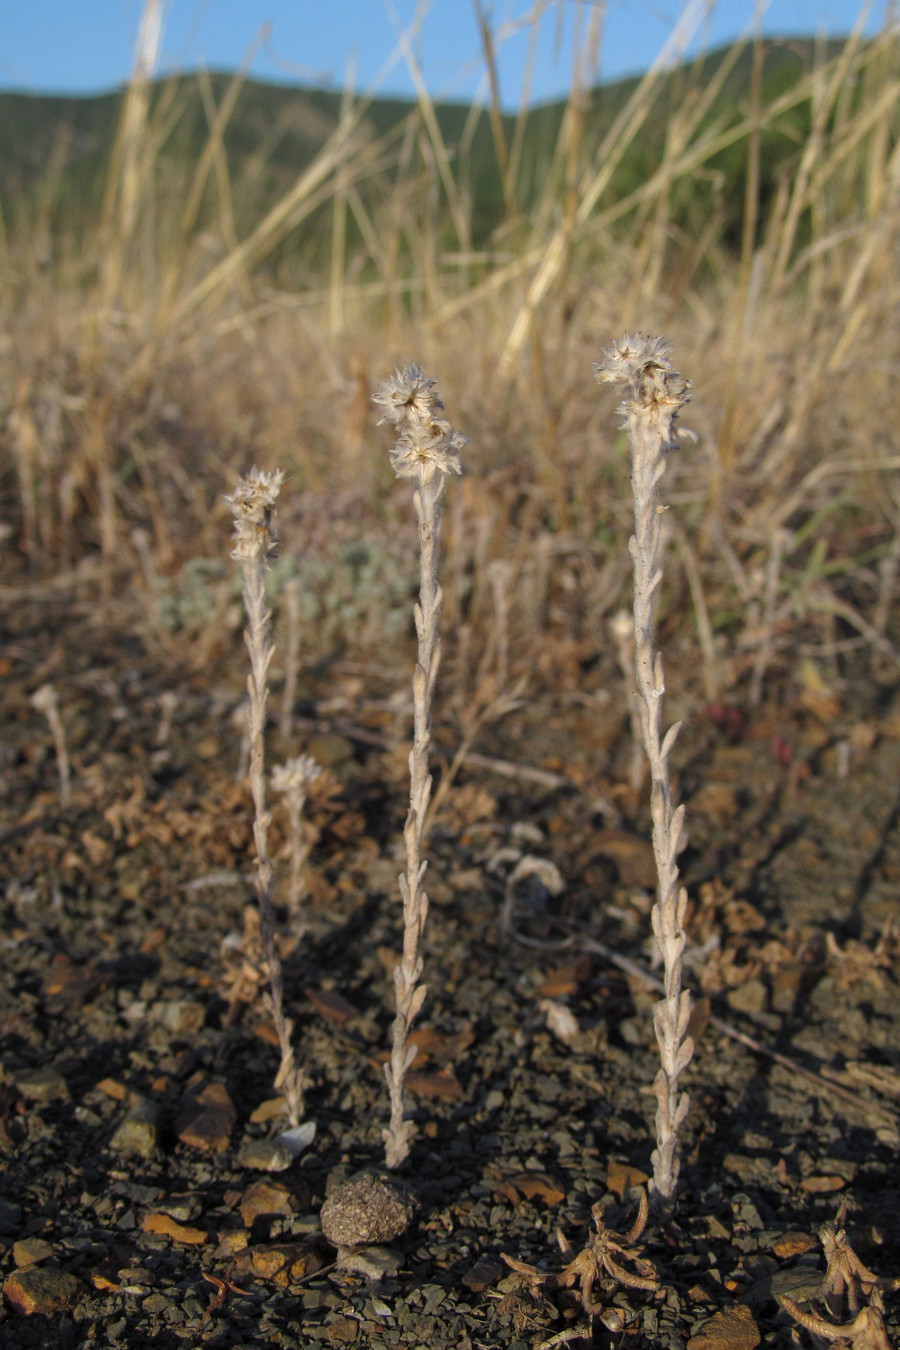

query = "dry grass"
[[2, 2, 899, 710]]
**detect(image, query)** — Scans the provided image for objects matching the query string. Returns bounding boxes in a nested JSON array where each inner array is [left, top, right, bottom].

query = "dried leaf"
[[606, 1160, 650, 1198], [305, 987, 359, 1024], [540, 999, 580, 1046], [493, 1172, 564, 1207], [537, 957, 592, 997], [141, 1213, 208, 1245], [404, 1068, 464, 1100]]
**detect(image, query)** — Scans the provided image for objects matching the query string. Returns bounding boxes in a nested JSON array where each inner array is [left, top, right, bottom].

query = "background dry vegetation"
[[3, 3, 899, 711]]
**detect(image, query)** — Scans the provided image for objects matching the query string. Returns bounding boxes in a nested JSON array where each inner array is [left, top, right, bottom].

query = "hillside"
[[0, 36, 851, 257]]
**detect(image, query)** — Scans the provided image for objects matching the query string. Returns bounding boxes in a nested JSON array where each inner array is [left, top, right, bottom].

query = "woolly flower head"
[[372, 364, 440, 428], [594, 333, 692, 435], [31, 683, 60, 715], [271, 755, 322, 798], [225, 468, 286, 562], [373, 363, 465, 486]]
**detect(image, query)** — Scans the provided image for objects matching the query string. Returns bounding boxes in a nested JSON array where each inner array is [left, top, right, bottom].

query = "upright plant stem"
[[31, 683, 72, 807], [373, 365, 464, 1169], [595, 335, 694, 1208], [226, 468, 304, 1129], [271, 754, 321, 928]]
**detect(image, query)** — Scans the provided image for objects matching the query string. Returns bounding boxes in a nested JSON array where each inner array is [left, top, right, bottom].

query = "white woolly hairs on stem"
[[372, 364, 465, 1170], [225, 468, 305, 1130], [595, 335, 696, 1209]]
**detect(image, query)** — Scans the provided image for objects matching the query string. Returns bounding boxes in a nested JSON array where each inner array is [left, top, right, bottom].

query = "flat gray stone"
[[14, 1066, 70, 1103], [12, 1237, 55, 1267], [237, 1137, 294, 1172], [334, 1245, 403, 1279]]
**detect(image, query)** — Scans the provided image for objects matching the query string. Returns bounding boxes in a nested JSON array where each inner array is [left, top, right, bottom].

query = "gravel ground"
[[2, 596, 899, 1348]]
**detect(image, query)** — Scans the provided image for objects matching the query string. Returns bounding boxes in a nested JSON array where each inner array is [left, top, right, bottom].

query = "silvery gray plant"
[[271, 753, 322, 928], [226, 468, 306, 1130], [372, 363, 465, 1169], [595, 334, 695, 1207]]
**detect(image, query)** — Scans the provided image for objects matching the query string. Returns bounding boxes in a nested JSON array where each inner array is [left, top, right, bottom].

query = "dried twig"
[[198, 1262, 250, 1329]]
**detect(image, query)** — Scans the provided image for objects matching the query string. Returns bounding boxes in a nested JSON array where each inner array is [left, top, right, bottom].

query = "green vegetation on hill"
[[0, 35, 860, 268]]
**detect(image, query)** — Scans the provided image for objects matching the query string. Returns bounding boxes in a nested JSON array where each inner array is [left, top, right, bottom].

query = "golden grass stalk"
[[595, 334, 694, 1208], [373, 364, 465, 1169]]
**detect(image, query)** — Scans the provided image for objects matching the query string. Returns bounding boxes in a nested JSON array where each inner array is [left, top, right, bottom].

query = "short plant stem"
[[595, 335, 695, 1209], [272, 755, 321, 929], [31, 683, 72, 807], [372, 364, 465, 1169], [226, 469, 305, 1129], [154, 690, 178, 748]]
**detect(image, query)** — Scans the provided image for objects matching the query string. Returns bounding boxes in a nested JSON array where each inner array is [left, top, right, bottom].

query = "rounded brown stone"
[[320, 1172, 416, 1247]]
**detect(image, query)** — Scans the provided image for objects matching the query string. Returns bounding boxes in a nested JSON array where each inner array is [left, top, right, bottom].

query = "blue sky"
[[0, 1, 889, 107]]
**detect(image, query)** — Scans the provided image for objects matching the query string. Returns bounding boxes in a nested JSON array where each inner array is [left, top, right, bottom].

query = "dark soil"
[[2, 591, 900, 1349]]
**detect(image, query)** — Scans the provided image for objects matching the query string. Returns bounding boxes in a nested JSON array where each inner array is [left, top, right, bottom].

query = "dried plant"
[[498, 853, 565, 934], [271, 754, 321, 926], [781, 1291, 892, 1350], [154, 690, 178, 750], [780, 1201, 900, 1349], [372, 363, 465, 1169], [220, 905, 296, 1024], [31, 683, 72, 806], [816, 1201, 900, 1316], [425, 672, 527, 842], [824, 921, 898, 993], [595, 335, 695, 1208], [225, 467, 306, 1129], [502, 1190, 659, 1321]]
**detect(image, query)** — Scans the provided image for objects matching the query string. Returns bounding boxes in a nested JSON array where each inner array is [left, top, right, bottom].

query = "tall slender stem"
[[596, 335, 694, 1207], [373, 365, 464, 1169], [226, 468, 305, 1129]]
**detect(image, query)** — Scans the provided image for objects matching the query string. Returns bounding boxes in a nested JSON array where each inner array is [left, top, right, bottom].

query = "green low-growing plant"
[[280, 541, 417, 654]]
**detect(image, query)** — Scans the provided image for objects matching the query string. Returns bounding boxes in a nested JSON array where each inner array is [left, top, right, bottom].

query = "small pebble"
[[3, 1267, 82, 1315], [334, 1245, 403, 1280], [13, 1237, 55, 1267], [109, 1096, 161, 1158], [237, 1138, 294, 1172], [13, 1066, 70, 1103]]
